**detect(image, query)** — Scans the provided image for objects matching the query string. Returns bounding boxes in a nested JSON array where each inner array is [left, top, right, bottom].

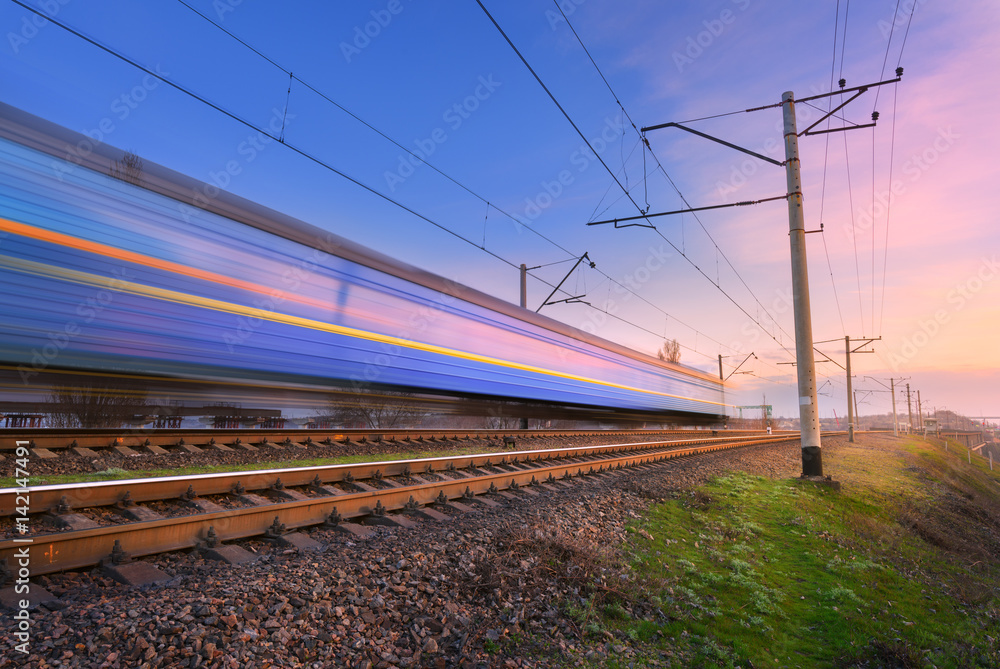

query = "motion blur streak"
[[0, 104, 725, 419], [0, 216, 338, 314], [0, 252, 718, 406]]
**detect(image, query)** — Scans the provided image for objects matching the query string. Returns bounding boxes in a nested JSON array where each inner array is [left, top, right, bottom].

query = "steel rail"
[[0, 436, 803, 576], [0, 428, 783, 452], [1, 435, 781, 516]]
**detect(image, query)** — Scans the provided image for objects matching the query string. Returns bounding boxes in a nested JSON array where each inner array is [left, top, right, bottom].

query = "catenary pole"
[[782, 92, 823, 476], [906, 383, 914, 434], [845, 335, 854, 443], [891, 378, 899, 437], [917, 390, 923, 430], [519, 264, 527, 309]]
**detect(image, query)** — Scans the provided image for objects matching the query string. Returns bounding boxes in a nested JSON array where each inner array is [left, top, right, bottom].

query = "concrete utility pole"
[[519, 263, 528, 427], [845, 335, 854, 443], [906, 383, 914, 434], [841, 336, 877, 443], [782, 92, 822, 475], [853, 390, 861, 431], [917, 390, 923, 430], [519, 264, 527, 309], [635, 72, 902, 479], [891, 378, 899, 437]]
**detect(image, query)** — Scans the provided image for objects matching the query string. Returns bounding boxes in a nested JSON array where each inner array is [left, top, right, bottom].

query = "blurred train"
[[0, 104, 725, 423]]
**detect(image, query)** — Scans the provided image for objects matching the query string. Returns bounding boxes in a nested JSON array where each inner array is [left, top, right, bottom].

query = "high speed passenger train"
[[0, 104, 725, 422]]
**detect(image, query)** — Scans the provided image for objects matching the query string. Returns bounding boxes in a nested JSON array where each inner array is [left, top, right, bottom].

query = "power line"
[[876, 4, 915, 336], [506, 0, 799, 360], [878, 83, 900, 336], [15, 0, 746, 373], [552, 2, 799, 347], [842, 129, 866, 336], [176, 0, 752, 365], [8, 2, 560, 293]]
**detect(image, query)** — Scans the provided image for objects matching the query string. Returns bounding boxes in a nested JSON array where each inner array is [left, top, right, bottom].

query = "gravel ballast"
[[2, 436, 848, 668]]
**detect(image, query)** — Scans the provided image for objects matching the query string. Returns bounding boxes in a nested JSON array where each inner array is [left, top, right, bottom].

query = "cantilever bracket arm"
[[724, 352, 757, 381], [799, 88, 867, 136], [544, 296, 590, 306], [587, 194, 788, 227], [850, 336, 881, 354], [640, 122, 784, 167], [536, 252, 596, 313]]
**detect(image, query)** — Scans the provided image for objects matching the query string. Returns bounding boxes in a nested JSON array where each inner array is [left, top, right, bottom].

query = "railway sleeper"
[[402, 496, 450, 522], [323, 508, 374, 539], [266, 478, 311, 502], [100, 540, 171, 587], [43, 496, 100, 531], [0, 580, 62, 611], [115, 494, 165, 522], [195, 526, 260, 565], [262, 517, 323, 551], [360, 500, 418, 529]]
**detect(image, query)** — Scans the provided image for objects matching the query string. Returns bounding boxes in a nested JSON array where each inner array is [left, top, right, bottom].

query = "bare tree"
[[657, 338, 681, 363], [323, 389, 423, 429], [109, 150, 144, 186], [483, 402, 525, 429], [47, 383, 149, 428]]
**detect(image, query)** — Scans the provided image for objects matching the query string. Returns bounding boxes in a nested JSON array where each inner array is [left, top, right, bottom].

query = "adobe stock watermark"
[[212, 0, 244, 21], [347, 278, 468, 392], [877, 0, 926, 39], [50, 67, 170, 182], [180, 106, 294, 221], [724, 286, 793, 356], [384, 74, 502, 192], [340, 0, 409, 63], [574, 244, 674, 341], [7, 0, 70, 53], [544, 0, 588, 30], [519, 114, 623, 226], [888, 255, 999, 370], [221, 233, 343, 354], [846, 126, 959, 243], [17, 267, 136, 383], [11, 440, 32, 655], [713, 79, 838, 200], [673, 0, 752, 73]]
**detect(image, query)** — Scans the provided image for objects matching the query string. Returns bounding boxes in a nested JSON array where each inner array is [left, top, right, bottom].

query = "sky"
[[1, 0, 997, 423]]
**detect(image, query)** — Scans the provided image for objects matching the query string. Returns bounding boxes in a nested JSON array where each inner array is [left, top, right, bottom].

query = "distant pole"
[[718, 354, 724, 381], [916, 390, 923, 430], [519, 264, 527, 309], [519, 262, 528, 428], [782, 91, 822, 476], [845, 335, 854, 443], [890, 378, 899, 437], [853, 390, 861, 432], [905, 383, 913, 434]]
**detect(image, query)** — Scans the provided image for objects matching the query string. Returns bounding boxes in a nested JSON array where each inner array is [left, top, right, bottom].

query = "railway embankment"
[[3, 433, 998, 668]]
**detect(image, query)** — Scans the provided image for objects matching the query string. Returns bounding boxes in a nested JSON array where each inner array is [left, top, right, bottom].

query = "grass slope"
[[595, 435, 1000, 668]]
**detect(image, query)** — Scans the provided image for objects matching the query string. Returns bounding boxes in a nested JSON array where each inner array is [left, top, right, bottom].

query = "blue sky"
[[2, 0, 998, 422]]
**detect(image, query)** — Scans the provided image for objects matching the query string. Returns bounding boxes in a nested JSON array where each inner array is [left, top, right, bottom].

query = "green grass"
[[2, 446, 497, 488], [592, 435, 1000, 668]]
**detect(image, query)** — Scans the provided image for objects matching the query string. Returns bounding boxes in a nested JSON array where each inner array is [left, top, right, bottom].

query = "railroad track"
[[0, 427, 782, 458], [0, 433, 801, 580]]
